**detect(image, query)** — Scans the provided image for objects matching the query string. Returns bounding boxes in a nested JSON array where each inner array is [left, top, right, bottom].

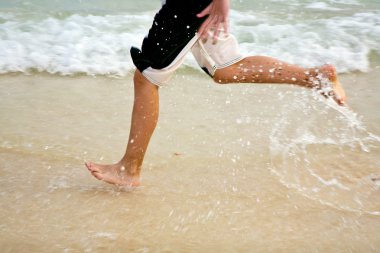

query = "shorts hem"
[[214, 55, 245, 72], [142, 72, 164, 87], [141, 35, 199, 87]]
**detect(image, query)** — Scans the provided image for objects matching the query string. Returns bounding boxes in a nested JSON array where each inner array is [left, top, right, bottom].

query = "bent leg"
[[213, 56, 346, 104], [85, 70, 159, 187]]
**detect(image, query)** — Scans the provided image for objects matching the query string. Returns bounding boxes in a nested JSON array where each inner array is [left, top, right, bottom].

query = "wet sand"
[[0, 69, 379, 252]]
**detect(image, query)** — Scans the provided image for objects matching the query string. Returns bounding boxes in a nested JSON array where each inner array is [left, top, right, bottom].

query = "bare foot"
[[315, 64, 347, 106], [85, 161, 140, 187]]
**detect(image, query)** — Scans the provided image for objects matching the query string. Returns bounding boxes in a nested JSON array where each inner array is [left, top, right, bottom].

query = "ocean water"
[[0, 0, 379, 75]]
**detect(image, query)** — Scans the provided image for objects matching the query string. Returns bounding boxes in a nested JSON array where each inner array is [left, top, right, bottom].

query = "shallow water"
[[0, 0, 379, 75], [0, 69, 379, 252]]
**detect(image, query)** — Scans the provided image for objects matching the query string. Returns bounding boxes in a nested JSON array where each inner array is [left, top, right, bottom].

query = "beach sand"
[[0, 69, 379, 252]]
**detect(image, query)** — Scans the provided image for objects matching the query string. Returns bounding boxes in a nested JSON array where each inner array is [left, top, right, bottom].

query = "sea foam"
[[305, 2, 342, 11], [0, 10, 379, 76], [0, 13, 152, 76]]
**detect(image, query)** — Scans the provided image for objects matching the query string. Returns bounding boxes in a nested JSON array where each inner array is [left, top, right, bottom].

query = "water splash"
[[269, 90, 380, 215]]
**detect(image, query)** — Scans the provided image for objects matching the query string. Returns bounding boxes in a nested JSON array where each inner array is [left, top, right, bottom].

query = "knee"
[[212, 71, 230, 85]]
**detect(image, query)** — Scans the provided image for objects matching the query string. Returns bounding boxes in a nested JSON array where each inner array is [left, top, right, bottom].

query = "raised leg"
[[85, 70, 159, 187], [213, 56, 346, 105]]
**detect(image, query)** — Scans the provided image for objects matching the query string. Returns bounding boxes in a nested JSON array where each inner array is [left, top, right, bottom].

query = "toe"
[[86, 162, 101, 173], [85, 161, 92, 171], [337, 95, 348, 106], [333, 94, 344, 106], [92, 171, 103, 181]]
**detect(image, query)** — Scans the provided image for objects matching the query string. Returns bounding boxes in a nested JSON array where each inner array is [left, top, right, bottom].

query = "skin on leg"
[[85, 70, 159, 187], [213, 55, 346, 104]]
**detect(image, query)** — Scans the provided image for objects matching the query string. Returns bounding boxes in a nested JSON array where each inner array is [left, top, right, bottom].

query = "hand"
[[197, 0, 230, 43]]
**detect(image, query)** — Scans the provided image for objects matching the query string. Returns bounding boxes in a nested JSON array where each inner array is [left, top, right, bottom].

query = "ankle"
[[119, 159, 141, 177], [315, 65, 337, 82], [302, 68, 319, 87], [306, 65, 335, 88]]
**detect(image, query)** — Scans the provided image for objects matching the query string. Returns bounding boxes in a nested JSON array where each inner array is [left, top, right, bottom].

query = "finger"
[[198, 17, 211, 40], [223, 19, 229, 35], [196, 4, 212, 18], [202, 21, 215, 41], [213, 22, 221, 44], [197, 21, 207, 39], [205, 15, 219, 34]]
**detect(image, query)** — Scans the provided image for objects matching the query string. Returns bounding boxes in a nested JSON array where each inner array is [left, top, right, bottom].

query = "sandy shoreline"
[[1, 69, 379, 252]]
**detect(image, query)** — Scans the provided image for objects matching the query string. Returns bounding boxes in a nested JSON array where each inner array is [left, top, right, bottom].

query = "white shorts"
[[141, 34, 244, 86]]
